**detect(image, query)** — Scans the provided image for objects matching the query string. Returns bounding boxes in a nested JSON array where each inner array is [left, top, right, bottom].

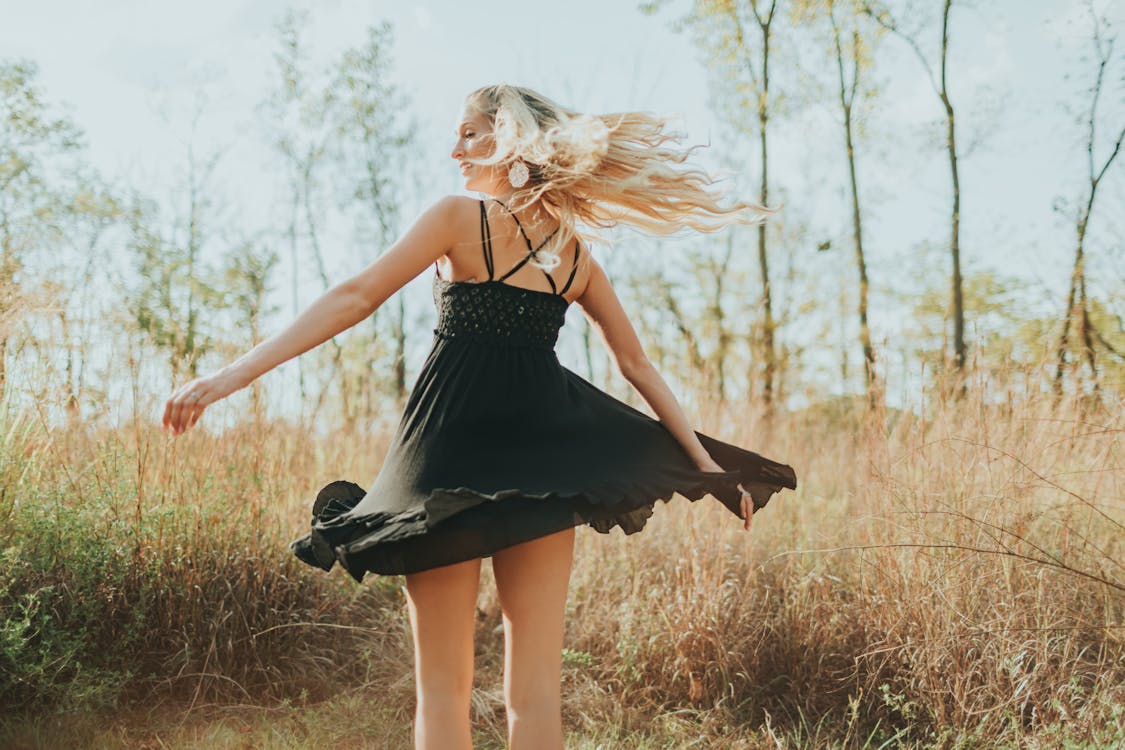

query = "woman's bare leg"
[[404, 557, 481, 750], [491, 527, 575, 750]]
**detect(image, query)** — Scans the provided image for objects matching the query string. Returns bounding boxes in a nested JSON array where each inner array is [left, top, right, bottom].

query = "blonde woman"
[[162, 84, 797, 750]]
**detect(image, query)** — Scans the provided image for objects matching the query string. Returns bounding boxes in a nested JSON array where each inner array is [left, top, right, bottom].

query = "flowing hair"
[[463, 83, 779, 270]]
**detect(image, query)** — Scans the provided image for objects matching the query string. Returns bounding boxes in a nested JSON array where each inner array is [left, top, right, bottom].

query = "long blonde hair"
[[464, 84, 779, 269]]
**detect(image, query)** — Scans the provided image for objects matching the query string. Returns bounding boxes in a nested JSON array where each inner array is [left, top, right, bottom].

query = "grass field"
[[1, 379, 1122, 748]]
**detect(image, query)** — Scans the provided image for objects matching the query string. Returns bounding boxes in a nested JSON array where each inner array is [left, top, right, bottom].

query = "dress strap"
[[558, 241, 582, 296], [491, 199, 559, 290], [479, 199, 495, 280]]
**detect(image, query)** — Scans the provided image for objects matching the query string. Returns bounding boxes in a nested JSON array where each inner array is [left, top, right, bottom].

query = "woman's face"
[[450, 105, 502, 195]]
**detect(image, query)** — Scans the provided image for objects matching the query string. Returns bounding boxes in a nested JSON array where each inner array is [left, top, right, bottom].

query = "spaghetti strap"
[[558, 241, 581, 296], [489, 199, 560, 291], [479, 199, 495, 281], [497, 252, 539, 284]]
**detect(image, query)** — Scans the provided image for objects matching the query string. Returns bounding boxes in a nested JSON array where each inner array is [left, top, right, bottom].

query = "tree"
[[861, 0, 969, 394], [0, 60, 83, 401], [128, 98, 235, 383], [262, 8, 345, 419], [219, 237, 280, 419], [49, 174, 125, 417], [262, 15, 417, 426], [326, 21, 417, 407], [1052, 0, 1125, 400], [792, 0, 887, 410], [643, 0, 787, 410]]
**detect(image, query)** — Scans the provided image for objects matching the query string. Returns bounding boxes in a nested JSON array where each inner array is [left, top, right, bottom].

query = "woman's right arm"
[[163, 195, 466, 435], [216, 195, 464, 389]]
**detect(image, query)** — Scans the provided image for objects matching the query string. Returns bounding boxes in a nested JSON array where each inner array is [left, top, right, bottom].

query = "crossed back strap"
[[481, 199, 581, 296], [432, 199, 583, 296]]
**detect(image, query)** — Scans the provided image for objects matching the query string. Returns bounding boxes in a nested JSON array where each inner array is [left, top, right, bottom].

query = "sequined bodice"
[[432, 276, 568, 350]]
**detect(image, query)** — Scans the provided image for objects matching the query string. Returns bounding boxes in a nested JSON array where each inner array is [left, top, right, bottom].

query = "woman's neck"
[[490, 188, 553, 230]]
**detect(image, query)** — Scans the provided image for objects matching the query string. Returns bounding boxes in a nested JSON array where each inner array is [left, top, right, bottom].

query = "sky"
[[2, 0, 1123, 417]]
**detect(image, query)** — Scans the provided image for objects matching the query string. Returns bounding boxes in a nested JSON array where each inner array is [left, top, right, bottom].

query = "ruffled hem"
[[290, 463, 797, 582]]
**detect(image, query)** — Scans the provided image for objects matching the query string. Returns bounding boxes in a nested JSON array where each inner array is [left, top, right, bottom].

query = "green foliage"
[[0, 512, 141, 713], [126, 182, 281, 381], [0, 417, 410, 719], [218, 237, 281, 356], [0, 59, 90, 329], [563, 647, 596, 668], [882, 252, 1114, 389], [127, 207, 225, 379]]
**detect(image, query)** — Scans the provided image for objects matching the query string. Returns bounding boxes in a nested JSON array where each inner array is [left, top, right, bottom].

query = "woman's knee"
[[505, 673, 561, 715], [417, 678, 474, 715], [492, 532, 572, 714]]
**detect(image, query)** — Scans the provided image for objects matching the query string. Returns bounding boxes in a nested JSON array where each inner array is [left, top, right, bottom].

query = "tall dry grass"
[[1, 355, 1122, 747], [555, 379, 1123, 746]]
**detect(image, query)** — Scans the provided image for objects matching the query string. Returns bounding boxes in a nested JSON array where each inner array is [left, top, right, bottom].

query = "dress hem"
[[289, 463, 797, 582]]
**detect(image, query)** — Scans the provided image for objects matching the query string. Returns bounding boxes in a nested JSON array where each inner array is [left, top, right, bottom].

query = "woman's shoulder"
[[428, 194, 481, 215], [419, 194, 482, 235], [403, 195, 477, 236]]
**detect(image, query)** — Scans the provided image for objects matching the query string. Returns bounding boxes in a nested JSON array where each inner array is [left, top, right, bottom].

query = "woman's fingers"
[[163, 379, 210, 435], [738, 483, 753, 532], [161, 390, 176, 431], [182, 402, 202, 433]]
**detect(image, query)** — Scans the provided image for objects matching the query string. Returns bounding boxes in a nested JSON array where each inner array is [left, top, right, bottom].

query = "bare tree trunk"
[[1078, 268, 1097, 393], [59, 310, 79, 416], [863, 0, 965, 394], [830, 0, 877, 409], [185, 143, 201, 380], [707, 234, 736, 404], [287, 170, 307, 406], [755, 0, 778, 409], [662, 281, 707, 376], [727, 0, 779, 410], [1052, 5, 1125, 400], [940, 0, 965, 389], [1054, 231, 1083, 395]]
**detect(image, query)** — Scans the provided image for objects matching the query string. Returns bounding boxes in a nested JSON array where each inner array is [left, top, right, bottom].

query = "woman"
[[162, 84, 797, 750]]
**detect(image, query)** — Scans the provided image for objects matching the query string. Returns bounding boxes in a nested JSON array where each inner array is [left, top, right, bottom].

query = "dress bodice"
[[430, 198, 582, 351], [432, 276, 568, 350]]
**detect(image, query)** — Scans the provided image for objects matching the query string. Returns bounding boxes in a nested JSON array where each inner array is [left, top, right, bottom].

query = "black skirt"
[[290, 200, 797, 582]]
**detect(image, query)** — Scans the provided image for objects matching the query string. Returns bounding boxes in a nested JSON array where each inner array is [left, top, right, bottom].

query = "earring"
[[507, 159, 529, 188]]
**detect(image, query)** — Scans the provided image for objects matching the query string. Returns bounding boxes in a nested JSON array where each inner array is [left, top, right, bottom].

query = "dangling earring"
[[507, 159, 529, 188]]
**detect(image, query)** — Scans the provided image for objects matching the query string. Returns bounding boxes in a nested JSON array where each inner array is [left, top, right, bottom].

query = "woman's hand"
[[694, 454, 753, 532], [736, 484, 754, 532], [162, 370, 245, 436]]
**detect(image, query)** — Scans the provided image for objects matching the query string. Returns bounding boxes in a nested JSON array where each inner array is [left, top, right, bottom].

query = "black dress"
[[290, 198, 797, 582]]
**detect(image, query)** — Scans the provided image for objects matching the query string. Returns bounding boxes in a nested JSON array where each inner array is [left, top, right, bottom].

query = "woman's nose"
[[451, 140, 463, 159]]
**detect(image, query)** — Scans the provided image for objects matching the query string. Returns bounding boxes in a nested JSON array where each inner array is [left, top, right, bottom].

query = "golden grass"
[[1, 363, 1122, 748]]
